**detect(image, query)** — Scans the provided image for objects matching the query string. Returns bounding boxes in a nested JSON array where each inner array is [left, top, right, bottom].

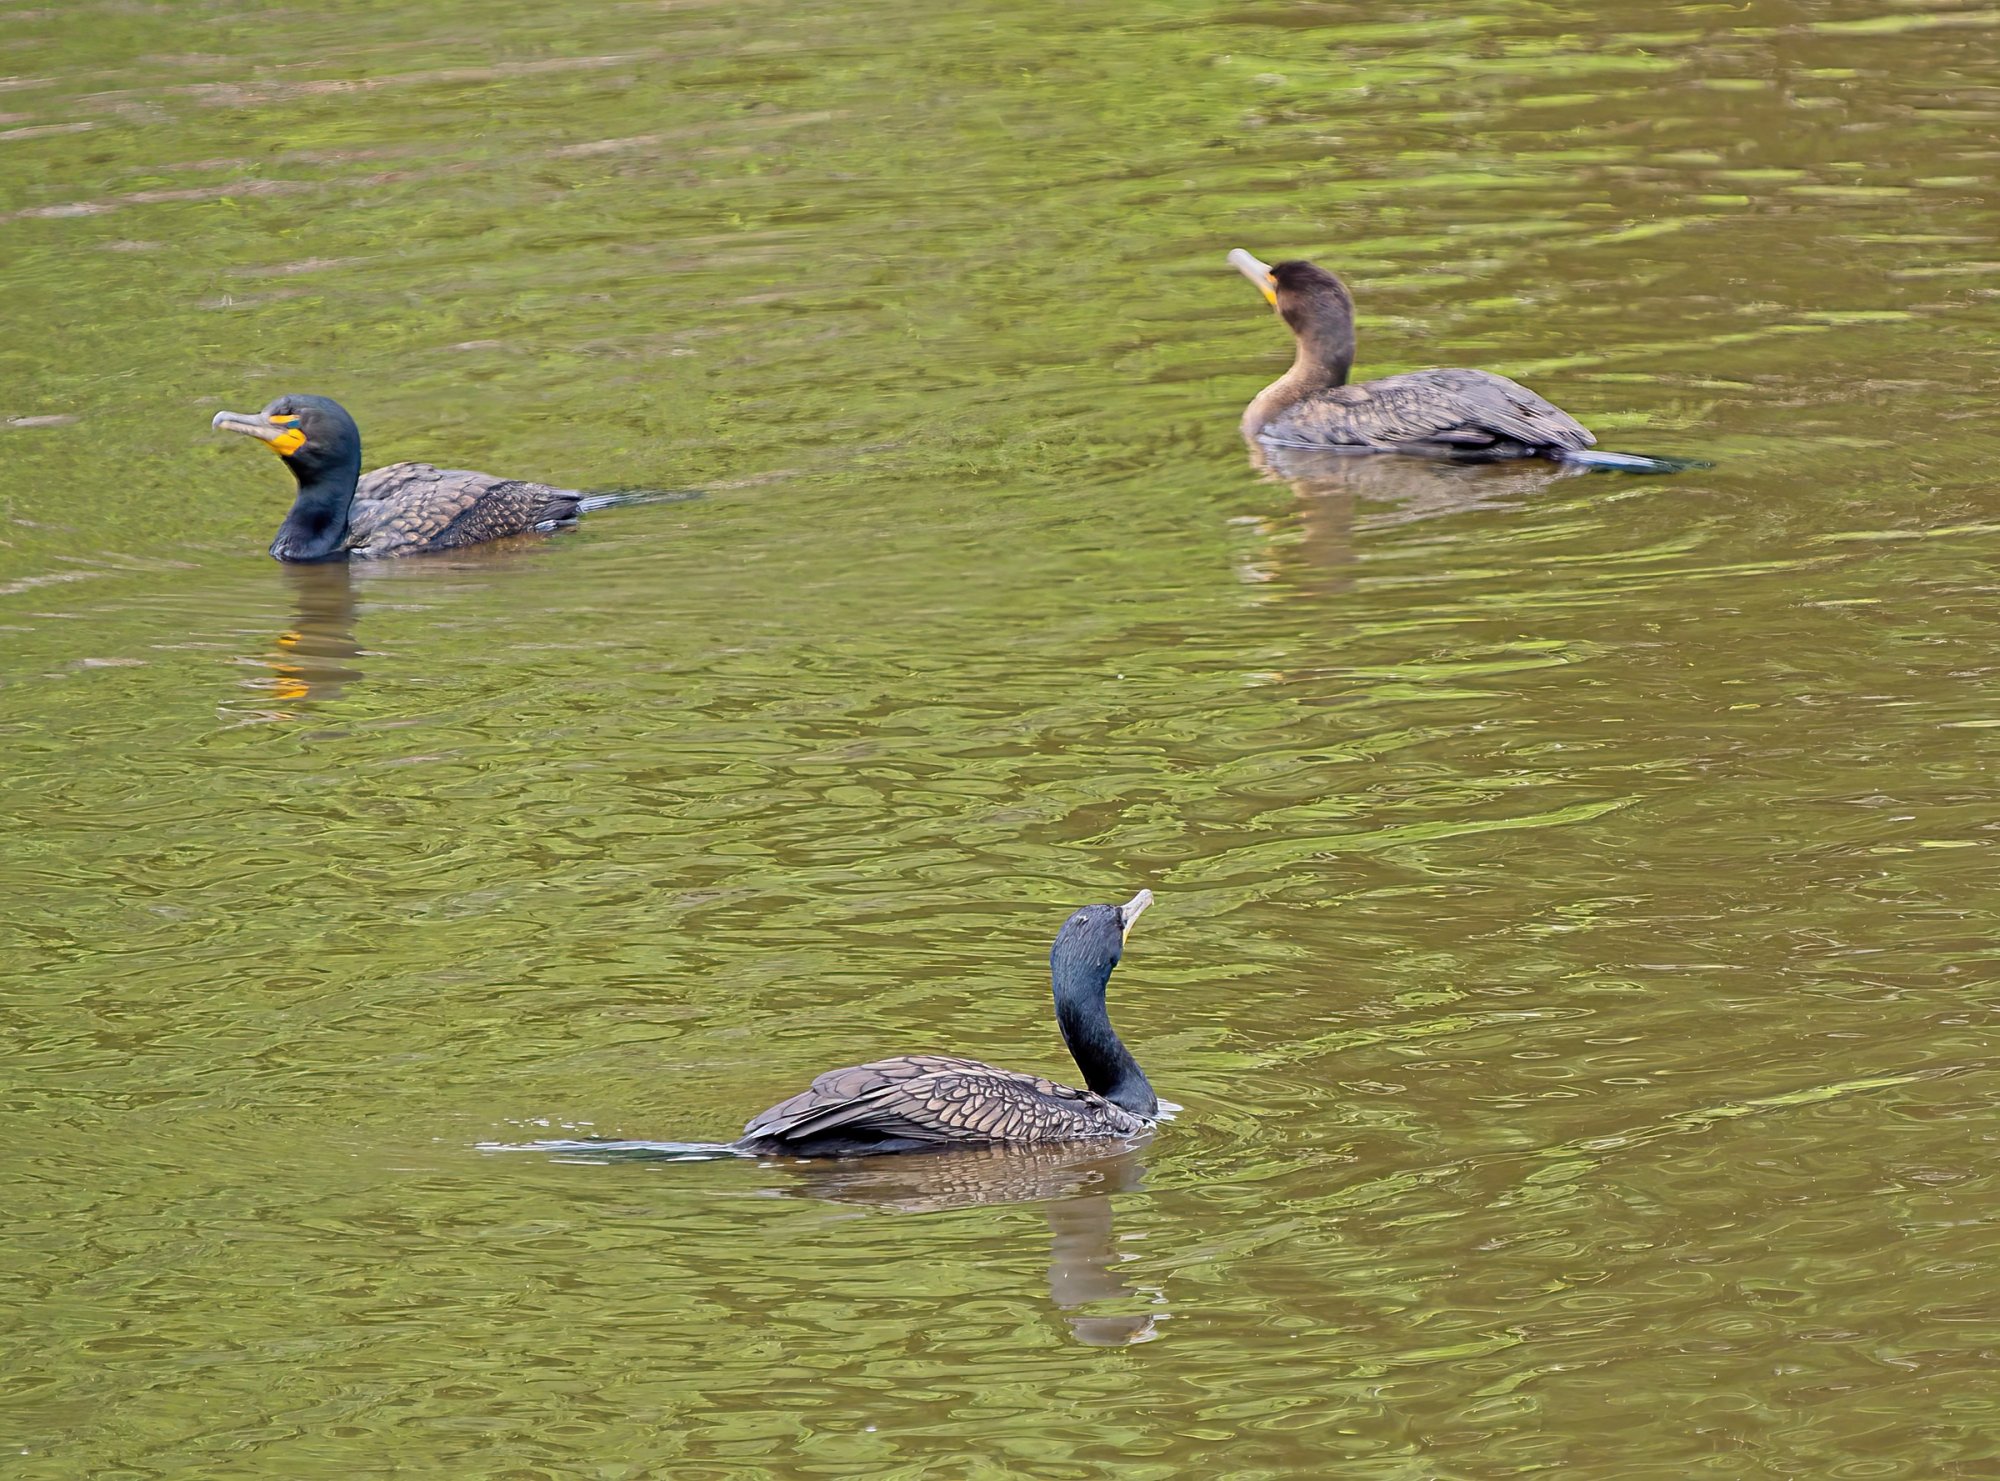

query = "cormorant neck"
[[1054, 957, 1156, 1119], [1242, 300, 1356, 440], [271, 460, 360, 563]]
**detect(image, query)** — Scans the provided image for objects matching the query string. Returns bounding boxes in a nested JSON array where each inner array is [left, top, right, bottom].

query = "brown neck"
[[1241, 346, 1349, 440], [1243, 281, 1359, 440]]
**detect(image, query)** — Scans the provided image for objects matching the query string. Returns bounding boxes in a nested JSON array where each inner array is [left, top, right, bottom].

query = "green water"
[[5, 0, 1998, 1475]]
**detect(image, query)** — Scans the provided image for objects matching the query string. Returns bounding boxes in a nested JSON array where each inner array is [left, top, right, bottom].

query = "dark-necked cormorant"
[[1228, 250, 1701, 473], [212, 394, 596, 561], [738, 890, 1162, 1157]]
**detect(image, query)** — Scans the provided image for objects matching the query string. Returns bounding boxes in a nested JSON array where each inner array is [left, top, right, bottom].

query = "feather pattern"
[[739, 1053, 1152, 1154], [1261, 367, 1595, 456], [346, 463, 585, 558]]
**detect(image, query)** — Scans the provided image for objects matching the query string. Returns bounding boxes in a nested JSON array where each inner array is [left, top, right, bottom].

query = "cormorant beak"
[[213, 409, 306, 458], [1228, 248, 1279, 307], [1118, 888, 1154, 942]]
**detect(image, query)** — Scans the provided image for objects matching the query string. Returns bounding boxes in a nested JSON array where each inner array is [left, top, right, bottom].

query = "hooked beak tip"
[[213, 408, 306, 456], [1228, 247, 1279, 306], [212, 409, 265, 437]]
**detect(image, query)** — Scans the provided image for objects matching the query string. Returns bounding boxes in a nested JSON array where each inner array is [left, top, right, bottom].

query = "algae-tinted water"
[[4, 1, 1997, 1475]]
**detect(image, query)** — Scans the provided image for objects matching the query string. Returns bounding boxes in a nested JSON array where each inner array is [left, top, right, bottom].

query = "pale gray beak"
[[1227, 247, 1278, 305]]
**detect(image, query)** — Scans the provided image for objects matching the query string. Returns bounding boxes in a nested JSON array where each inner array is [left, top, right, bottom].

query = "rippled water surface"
[[5, 0, 1999, 1475]]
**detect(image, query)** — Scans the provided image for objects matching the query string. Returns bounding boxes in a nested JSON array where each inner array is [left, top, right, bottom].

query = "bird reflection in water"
[[245, 537, 561, 711], [505, 1136, 1170, 1346], [1239, 443, 1585, 594], [256, 561, 364, 704], [776, 1139, 1166, 1346]]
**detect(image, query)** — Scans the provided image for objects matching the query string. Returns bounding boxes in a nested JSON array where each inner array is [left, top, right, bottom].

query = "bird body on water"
[[736, 890, 1161, 1158], [1228, 249, 1701, 474], [212, 394, 593, 562]]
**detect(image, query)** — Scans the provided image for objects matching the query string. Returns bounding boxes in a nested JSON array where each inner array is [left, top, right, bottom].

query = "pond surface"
[[5, 0, 1998, 1475]]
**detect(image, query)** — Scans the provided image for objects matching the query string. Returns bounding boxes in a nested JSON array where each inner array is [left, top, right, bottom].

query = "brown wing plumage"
[[1265, 368, 1594, 456], [739, 1053, 1150, 1156], [345, 462, 585, 558]]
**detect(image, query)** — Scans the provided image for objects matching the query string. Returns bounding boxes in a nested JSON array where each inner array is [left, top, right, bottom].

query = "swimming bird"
[[212, 394, 597, 561], [737, 890, 1163, 1158], [1228, 250, 1701, 473]]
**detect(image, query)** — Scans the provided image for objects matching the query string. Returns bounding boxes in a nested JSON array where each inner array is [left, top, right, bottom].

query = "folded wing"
[[1265, 368, 1595, 455], [741, 1053, 1143, 1150], [349, 463, 586, 557]]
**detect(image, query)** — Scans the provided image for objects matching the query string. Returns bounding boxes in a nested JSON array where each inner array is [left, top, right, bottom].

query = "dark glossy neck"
[[1054, 960, 1156, 1119], [271, 461, 360, 562]]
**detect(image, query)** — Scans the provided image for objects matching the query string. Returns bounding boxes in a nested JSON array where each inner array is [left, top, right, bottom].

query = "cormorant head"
[[1227, 249, 1357, 379], [212, 394, 362, 484], [1050, 889, 1153, 992]]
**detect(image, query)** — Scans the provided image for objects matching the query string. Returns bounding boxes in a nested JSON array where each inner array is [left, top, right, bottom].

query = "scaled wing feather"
[[742, 1054, 1139, 1146], [1268, 368, 1594, 453]]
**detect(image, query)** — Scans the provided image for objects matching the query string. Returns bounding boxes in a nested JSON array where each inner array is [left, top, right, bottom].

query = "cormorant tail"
[[1554, 448, 1711, 474], [479, 1137, 748, 1162], [573, 487, 705, 515]]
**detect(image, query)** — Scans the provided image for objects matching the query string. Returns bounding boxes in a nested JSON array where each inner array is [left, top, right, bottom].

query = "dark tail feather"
[[574, 487, 705, 515], [1554, 448, 1711, 474], [479, 1137, 747, 1162]]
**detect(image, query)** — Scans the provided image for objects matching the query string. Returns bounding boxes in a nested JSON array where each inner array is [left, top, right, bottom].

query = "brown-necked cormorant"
[[212, 394, 597, 561], [737, 890, 1162, 1157], [1228, 250, 1701, 473]]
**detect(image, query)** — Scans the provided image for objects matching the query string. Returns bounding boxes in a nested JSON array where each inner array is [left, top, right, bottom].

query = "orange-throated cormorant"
[[212, 394, 601, 561]]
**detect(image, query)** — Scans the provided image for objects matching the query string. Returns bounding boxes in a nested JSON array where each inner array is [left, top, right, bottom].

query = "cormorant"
[[1228, 250, 1701, 473], [212, 394, 598, 561], [738, 890, 1163, 1157]]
